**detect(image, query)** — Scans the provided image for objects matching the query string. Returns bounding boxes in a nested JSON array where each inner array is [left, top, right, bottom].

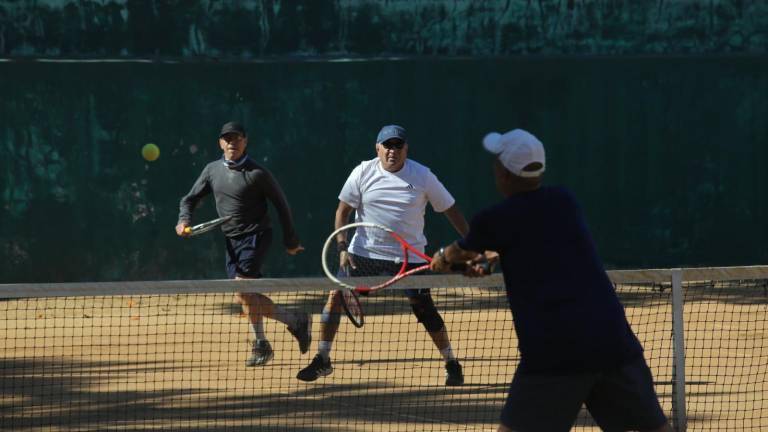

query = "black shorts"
[[500, 355, 668, 432], [348, 254, 430, 298], [225, 229, 272, 279]]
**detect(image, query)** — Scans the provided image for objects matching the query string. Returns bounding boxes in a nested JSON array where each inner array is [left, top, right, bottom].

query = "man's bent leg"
[[407, 291, 463, 386], [235, 291, 274, 366], [237, 289, 311, 354]]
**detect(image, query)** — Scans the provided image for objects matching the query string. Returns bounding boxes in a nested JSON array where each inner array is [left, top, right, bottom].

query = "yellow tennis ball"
[[141, 143, 160, 161]]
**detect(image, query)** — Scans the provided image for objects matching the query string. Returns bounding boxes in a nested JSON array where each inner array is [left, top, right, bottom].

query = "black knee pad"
[[410, 295, 444, 332]]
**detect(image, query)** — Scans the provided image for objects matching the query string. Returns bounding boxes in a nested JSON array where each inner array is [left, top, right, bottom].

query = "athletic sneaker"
[[246, 340, 274, 367], [445, 359, 464, 386], [287, 313, 312, 354], [296, 354, 333, 382]]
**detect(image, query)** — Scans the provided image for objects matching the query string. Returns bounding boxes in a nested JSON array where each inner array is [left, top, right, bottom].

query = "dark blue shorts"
[[500, 355, 668, 432], [348, 253, 430, 298], [224, 229, 272, 279]]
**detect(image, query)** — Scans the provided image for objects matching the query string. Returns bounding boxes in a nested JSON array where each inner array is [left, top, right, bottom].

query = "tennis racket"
[[321, 222, 467, 328], [336, 267, 364, 328], [183, 215, 233, 237]]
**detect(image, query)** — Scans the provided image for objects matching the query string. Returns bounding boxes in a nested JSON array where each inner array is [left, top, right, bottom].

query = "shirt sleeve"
[[257, 168, 300, 249], [458, 209, 498, 253], [178, 164, 212, 223], [338, 164, 363, 208], [424, 170, 455, 213]]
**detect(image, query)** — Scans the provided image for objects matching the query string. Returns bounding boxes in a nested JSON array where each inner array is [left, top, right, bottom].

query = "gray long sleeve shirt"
[[178, 157, 300, 248]]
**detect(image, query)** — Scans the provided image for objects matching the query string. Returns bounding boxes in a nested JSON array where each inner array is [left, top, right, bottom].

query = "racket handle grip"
[[183, 227, 192, 234]]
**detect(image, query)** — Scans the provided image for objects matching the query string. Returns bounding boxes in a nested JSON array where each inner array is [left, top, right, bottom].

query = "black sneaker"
[[245, 340, 274, 367], [296, 354, 333, 382], [445, 359, 464, 386], [287, 313, 312, 354]]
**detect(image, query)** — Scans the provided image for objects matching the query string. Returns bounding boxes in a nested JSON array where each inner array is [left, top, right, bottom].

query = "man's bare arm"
[[441, 204, 469, 237]]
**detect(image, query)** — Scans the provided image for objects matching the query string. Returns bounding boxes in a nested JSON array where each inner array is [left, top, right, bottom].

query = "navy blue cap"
[[376, 125, 407, 144], [219, 122, 247, 137]]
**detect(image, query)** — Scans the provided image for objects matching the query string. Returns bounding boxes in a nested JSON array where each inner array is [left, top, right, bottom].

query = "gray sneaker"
[[287, 313, 312, 354], [445, 360, 464, 386], [297, 354, 333, 382], [246, 340, 274, 367]]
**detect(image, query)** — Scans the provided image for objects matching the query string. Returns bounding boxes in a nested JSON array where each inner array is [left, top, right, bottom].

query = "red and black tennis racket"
[[321, 222, 467, 328]]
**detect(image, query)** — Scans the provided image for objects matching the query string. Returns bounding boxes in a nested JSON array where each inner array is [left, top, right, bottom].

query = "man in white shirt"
[[297, 125, 469, 385]]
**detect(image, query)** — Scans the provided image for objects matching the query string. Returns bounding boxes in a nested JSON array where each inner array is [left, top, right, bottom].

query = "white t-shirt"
[[339, 158, 455, 263]]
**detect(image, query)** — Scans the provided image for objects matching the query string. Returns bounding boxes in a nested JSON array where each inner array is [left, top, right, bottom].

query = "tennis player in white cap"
[[431, 129, 672, 432]]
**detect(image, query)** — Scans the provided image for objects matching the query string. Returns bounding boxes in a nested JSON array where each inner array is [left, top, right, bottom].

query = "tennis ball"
[[141, 143, 160, 162]]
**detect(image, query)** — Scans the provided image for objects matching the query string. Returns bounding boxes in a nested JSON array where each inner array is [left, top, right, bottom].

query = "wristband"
[[438, 247, 448, 264], [337, 240, 349, 253]]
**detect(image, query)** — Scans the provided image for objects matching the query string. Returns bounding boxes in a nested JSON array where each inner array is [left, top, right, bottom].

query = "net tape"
[[2, 265, 767, 298]]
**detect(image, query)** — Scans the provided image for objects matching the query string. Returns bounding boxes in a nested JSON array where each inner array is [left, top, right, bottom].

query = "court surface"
[[1, 284, 765, 431]]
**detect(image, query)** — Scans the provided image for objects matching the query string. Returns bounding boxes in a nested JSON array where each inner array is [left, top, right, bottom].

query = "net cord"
[[1, 265, 767, 299]]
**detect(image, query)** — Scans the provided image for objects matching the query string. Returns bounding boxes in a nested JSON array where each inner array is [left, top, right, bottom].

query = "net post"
[[670, 268, 688, 432]]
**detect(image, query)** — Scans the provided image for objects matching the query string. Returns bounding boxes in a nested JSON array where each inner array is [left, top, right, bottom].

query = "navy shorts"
[[224, 229, 272, 279], [500, 355, 668, 432], [349, 253, 430, 298]]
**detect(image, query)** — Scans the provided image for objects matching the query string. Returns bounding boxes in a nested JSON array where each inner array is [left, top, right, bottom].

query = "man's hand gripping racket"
[[177, 216, 233, 237]]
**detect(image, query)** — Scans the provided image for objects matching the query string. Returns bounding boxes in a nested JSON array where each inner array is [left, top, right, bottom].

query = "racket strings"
[[324, 226, 406, 289]]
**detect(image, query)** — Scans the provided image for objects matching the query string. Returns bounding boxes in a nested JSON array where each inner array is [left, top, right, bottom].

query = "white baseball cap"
[[482, 129, 546, 178]]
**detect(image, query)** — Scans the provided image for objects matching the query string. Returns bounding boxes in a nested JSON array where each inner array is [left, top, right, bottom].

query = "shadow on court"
[[3, 355, 735, 431], [2, 279, 764, 431], [215, 280, 768, 323], [0, 357, 507, 431]]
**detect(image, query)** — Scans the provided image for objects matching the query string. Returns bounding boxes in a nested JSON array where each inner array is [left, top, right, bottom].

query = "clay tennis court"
[[1, 280, 766, 431]]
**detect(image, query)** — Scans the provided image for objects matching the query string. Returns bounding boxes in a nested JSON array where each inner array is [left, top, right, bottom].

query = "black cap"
[[219, 122, 247, 137]]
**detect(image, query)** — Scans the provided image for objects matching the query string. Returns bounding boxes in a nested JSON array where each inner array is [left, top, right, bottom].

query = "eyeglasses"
[[381, 139, 405, 150]]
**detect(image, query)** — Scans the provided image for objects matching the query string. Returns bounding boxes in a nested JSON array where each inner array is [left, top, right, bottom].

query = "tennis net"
[[1, 266, 766, 431]]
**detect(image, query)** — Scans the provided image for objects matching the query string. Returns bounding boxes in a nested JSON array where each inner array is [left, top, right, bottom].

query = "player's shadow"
[[0, 356, 736, 431], [0, 356, 503, 430]]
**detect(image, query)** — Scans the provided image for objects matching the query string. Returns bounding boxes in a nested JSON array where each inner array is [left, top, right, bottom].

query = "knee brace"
[[320, 308, 342, 326], [409, 295, 444, 332]]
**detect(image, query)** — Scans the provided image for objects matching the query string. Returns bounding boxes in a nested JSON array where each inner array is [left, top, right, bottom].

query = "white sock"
[[251, 319, 266, 341], [271, 305, 298, 328], [440, 346, 456, 361], [318, 341, 333, 361]]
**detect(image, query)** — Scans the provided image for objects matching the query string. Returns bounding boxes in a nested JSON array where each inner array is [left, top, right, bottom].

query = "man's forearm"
[[442, 205, 469, 237], [334, 202, 354, 244]]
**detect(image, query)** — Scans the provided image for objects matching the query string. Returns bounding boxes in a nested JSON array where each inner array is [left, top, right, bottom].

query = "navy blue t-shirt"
[[459, 186, 643, 374]]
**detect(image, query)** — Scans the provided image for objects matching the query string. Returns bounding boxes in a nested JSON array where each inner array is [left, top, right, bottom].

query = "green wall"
[[1, 57, 766, 282], [0, 0, 766, 57]]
